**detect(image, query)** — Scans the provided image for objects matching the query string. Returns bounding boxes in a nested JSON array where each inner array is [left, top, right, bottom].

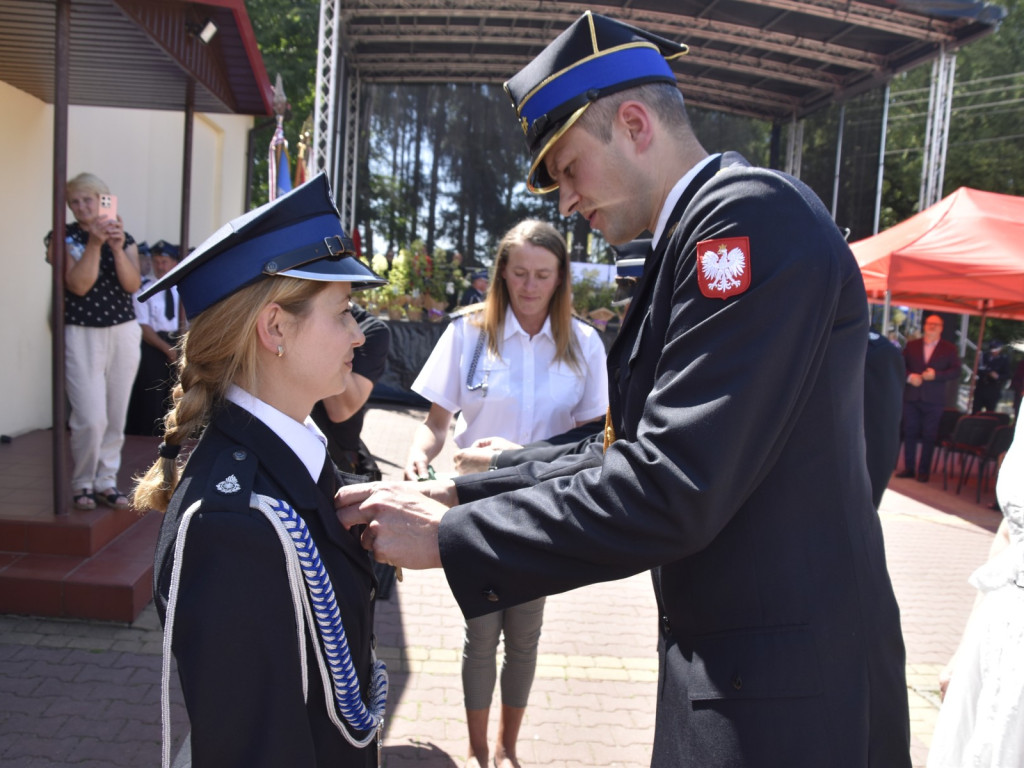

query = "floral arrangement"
[[365, 241, 463, 322]]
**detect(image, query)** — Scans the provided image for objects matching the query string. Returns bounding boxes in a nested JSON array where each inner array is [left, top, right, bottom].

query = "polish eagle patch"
[[697, 237, 751, 299]]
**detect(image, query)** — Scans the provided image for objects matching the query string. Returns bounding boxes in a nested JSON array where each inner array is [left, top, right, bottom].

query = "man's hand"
[[908, 372, 924, 387], [335, 480, 459, 569], [922, 367, 936, 381], [453, 447, 496, 475], [454, 436, 523, 475]]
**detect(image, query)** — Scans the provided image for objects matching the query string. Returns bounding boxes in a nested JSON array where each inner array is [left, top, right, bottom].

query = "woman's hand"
[[404, 451, 431, 481], [103, 215, 126, 251]]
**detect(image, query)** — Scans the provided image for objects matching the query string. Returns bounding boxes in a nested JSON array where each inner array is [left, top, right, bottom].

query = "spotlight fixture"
[[188, 17, 218, 44]]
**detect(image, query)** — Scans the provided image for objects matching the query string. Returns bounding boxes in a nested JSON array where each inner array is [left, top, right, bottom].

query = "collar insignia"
[[697, 237, 750, 299], [216, 474, 242, 494]]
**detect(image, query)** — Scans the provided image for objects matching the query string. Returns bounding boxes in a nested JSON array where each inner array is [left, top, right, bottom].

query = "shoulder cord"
[[160, 494, 388, 768], [466, 326, 489, 393]]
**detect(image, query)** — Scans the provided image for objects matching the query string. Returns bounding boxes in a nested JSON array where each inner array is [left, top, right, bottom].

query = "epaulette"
[[448, 304, 485, 321], [203, 443, 259, 514], [572, 313, 602, 332]]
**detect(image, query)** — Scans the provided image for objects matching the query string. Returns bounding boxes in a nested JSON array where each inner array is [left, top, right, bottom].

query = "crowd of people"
[[43, 12, 1022, 768]]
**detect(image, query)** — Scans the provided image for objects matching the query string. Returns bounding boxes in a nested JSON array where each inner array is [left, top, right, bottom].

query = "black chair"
[[942, 414, 999, 491], [930, 408, 965, 474], [975, 411, 1011, 426], [962, 424, 1016, 503]]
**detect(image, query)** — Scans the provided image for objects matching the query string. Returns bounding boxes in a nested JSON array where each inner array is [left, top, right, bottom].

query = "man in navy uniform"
[[339, 12, 910, 767], [459, 270, 489, 306]]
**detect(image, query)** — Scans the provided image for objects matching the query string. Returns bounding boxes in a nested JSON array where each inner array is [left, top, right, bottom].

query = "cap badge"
[[697, 237, 750, 299], [216, 475, 241, 494]]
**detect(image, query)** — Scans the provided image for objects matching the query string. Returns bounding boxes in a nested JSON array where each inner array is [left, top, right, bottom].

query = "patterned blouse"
[[45, 222, 137, 327]]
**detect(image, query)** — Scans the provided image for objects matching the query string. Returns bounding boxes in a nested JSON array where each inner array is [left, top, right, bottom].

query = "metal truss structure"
[[311, 0, 1000, 230]]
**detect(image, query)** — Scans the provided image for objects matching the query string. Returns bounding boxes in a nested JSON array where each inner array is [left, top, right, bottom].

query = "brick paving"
[[0, 403, 1003, 767]]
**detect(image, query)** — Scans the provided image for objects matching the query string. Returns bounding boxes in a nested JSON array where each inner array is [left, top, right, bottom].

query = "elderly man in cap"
[[338, 12, 910, 767]]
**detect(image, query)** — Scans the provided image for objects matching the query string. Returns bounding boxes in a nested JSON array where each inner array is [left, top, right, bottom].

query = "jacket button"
[[483, 589, 499, 602], [732, 674, 743, 690], [660, 616, 671, 634]]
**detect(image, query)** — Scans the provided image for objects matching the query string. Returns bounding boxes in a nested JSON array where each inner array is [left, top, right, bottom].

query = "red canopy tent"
[[851, 187, 1024, 321], [851, 186, 1024, 407]]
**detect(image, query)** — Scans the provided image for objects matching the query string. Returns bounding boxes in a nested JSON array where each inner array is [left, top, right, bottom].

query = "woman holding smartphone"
[[45, 172, 141, 511], [134, 175, 389, 768]]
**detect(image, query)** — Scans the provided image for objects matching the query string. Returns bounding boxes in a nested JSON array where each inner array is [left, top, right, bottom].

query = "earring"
[[276, 345, 284, 357]]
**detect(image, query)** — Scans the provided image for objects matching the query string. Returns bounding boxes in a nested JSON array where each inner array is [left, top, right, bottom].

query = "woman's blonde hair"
[[133, 276, 327, 513], [66, 172, 110, 198], [472, 219, 582, 373]]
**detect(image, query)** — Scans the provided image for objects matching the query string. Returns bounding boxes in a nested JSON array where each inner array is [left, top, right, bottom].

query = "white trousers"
[[64, 321, 142, 492]]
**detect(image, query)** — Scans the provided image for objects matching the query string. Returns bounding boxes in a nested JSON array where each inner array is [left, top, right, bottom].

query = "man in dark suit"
[[338, 12, 910, 767], [897, 314, 961, 481]]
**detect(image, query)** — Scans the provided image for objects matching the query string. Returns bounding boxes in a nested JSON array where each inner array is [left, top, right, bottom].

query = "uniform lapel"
[[605, 154, 733, 435], [608, 153, 729, 363], [213, 403, 374, 578]]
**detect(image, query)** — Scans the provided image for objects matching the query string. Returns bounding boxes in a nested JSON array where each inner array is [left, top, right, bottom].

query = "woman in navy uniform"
[[134, 175, 388, 768], [338, 12, 911, 768]]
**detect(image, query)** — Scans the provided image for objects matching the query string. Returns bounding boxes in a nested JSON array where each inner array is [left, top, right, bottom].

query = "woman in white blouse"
[[405, 219, 608, 768]]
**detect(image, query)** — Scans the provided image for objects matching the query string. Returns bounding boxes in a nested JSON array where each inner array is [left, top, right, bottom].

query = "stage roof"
[[337, 0, 1005, 121]]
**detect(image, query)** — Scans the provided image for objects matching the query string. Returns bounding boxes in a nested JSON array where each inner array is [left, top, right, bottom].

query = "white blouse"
[[412, 307, 608, 449]]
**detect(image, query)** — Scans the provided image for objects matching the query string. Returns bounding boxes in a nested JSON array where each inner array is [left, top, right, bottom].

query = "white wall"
[[0, 83, 255, 436], [0, 80, 56, 438]]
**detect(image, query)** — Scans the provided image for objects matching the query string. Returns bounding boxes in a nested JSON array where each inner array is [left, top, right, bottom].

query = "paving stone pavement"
[[0, 403, 1002, 767]]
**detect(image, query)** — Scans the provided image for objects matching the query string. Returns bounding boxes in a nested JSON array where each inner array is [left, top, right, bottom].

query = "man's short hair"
[[577, 83, 690, 144]]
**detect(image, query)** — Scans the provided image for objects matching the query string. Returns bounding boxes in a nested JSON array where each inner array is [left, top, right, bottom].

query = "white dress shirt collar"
[[652, 153, 720, 250], [502, 305, 554, 342], [226, 384, 327, 483]]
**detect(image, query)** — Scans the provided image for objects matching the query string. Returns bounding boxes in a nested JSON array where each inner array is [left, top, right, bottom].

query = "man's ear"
[[618, 100, 654, 152], [255, 302, 286, 354]]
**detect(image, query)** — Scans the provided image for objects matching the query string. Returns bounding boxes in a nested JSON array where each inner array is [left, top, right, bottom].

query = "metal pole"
[[875, 84, 892, 336], [180, 80, 194, 259], [831, 104, 845, 220], [178, 80, 194, 330], [51, 0, 70, 515], [873, 84, 890, 237]]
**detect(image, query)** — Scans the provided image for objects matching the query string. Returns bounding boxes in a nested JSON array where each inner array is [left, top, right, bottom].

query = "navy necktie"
[[163, 288, 175, 321]]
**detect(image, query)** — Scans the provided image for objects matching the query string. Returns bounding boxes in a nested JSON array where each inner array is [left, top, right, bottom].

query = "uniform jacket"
[[902, 337, 960, 405], [153, 402, 378, 767], [445, 154, 911, 766], [864, 332, 905, 508]]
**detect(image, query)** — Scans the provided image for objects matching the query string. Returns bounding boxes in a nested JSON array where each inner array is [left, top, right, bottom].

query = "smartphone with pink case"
[[97, 193, 118, 221]]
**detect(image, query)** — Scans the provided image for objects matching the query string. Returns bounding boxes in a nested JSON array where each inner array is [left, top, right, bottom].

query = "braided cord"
[[254, 494, 388, 741], [160, 496, 387, 768]]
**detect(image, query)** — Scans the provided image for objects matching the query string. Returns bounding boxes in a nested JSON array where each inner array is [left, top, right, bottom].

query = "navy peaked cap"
[[151, 240, 181, 259], [504, 11, 687, 193], [139, 173, 385, 319]]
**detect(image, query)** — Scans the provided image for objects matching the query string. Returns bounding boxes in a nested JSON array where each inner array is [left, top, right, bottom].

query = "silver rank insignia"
[[216, 475, 241, 494]]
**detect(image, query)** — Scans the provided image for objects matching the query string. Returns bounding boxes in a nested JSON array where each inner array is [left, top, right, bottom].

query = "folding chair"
[[942, 415, 998, 492]]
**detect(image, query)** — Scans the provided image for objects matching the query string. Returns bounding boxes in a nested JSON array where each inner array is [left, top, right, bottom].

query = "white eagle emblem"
[[701, 244, 746, 294]]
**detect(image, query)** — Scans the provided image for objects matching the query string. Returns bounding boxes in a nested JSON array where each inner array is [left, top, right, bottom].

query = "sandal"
[[72, 489, 96, 510], [96, 488, 130, 510]]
